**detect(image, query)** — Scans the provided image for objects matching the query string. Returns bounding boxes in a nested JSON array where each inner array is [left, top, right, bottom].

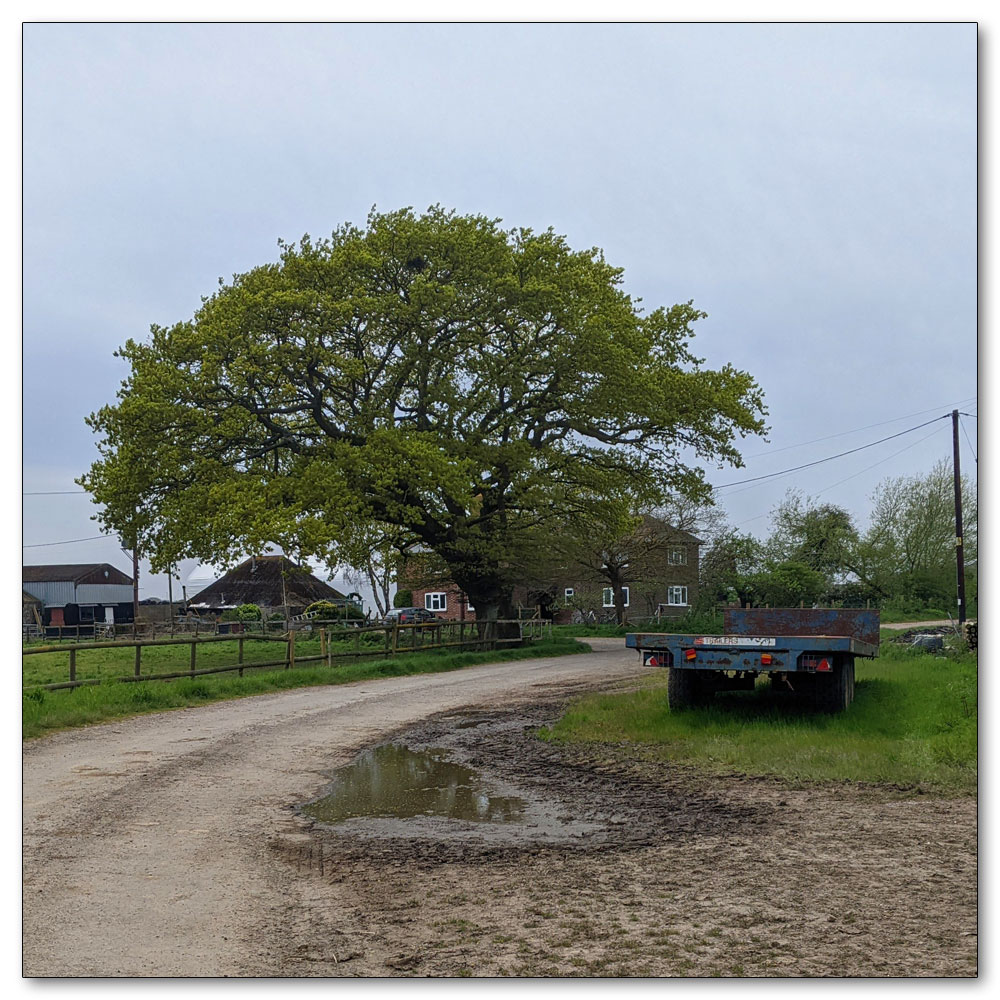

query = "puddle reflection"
[[303, 744, 526, 824]]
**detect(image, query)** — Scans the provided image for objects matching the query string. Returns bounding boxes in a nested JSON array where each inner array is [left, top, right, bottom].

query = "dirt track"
[[22, 640, 977, 978]]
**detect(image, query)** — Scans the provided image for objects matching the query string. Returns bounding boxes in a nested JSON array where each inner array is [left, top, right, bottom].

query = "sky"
[[20, 22, 978, 609]]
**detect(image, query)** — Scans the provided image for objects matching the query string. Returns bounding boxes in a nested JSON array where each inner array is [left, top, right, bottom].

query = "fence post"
[[391, 625, 399, 657], [287, 631, 295, 670], [320, 628, 327, 661], [69, 648, 76, 685], [238, 636, 244, 677], [354, 628, 360, 660], [134, 644, 142, 678], [190, 641, 197, 677]]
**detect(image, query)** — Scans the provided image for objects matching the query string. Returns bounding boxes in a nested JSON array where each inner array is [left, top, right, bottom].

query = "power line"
[[959, 414, 978, 463], [732, 422, 950, 528], [811, 423, 949, 498], [738, 397, 976, 460], [714, 415, 949, 490], [23, 535, 109, 548]]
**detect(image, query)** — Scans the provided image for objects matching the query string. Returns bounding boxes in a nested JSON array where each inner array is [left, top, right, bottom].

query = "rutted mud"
[[294, 704, 761, 856], [271, 695, 977, 977]]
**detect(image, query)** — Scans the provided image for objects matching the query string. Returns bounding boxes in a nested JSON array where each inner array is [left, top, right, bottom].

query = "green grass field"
[[22, 637, 591, 740], [540, 642, 978, 794]]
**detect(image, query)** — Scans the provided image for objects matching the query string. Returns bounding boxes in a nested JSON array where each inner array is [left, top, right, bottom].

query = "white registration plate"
[[694, 636, 776, 647]]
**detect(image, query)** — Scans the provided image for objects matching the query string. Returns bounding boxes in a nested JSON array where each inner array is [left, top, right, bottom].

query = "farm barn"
[[186, 554, 350, 617], [22, 563, 135, 630]]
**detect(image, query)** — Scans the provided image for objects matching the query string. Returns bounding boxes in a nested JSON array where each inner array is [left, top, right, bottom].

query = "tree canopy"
[[81, 206, 767, 619]]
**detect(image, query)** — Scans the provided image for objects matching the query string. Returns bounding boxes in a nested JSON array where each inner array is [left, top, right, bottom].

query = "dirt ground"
[[22, 640, 977, 978]]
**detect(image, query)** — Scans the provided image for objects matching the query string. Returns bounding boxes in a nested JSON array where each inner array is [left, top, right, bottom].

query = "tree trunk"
[[455, 577, 520, 644], [604, 568, 627, 626]]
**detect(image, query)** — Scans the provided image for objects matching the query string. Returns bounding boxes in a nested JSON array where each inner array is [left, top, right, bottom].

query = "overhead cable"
[[739, 396, 976, 459], [733, 422, 950, 527], [959, 415, 978, 463], [714, 414, 950, 490], [23, 535, 108, 548]]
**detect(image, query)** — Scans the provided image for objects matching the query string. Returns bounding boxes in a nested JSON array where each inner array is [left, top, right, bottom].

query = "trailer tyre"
[[667, 668, 713, 710], [812, 656, 855, 713]]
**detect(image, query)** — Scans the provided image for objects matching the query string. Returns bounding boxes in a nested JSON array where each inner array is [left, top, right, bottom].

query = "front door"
[[105, 606, 115, 624]]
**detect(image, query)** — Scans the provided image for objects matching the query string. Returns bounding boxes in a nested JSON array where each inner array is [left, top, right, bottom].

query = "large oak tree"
[[81, 206, 766, 623]]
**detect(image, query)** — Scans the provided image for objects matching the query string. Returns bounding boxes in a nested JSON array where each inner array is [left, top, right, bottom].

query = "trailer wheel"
[[667, 668, 713, 710], [812, 656, 855, 713]]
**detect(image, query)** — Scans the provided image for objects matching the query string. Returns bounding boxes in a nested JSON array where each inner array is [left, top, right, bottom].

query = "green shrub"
[[306, 599, 365, 620], [305, 600, 342, 618], [236, 603, 263, 622], [393, 589, 413, 608]]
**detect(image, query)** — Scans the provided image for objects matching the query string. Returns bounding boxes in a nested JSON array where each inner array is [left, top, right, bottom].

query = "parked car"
[[382, 607, 439, 625]]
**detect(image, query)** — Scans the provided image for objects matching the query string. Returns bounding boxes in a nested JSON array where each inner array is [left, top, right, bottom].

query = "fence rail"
[[23, 619, 552, 692]]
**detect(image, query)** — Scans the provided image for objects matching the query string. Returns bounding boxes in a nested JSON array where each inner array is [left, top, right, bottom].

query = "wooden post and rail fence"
[[22, 619, 552, 693]]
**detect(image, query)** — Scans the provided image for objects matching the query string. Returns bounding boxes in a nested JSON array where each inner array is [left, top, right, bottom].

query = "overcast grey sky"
[[21, 22, 977, 604]]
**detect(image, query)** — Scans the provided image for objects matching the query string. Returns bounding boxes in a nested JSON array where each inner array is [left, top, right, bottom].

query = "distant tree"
[[766, 491, 858, 580], [749, 560, 826, 608], [855, 460, 976, 607], [80, 206, 766, 630], [698, 528, 765, 608], [340, 524, 410, 619], [556, 512, 687, 625]]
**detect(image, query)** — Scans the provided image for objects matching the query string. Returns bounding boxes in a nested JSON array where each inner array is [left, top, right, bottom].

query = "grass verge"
[[22, 637, 591, 740], [539, 642, 977, 795]]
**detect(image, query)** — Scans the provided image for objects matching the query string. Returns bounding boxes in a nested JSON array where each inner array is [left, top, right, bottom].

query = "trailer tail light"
[[685, 649, 697, 661], [760, 653, 773, 665], [816, 658, 831, 672], [645, 653, 662, 667]]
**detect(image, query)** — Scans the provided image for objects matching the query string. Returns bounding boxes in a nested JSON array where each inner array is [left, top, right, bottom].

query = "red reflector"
[[817, 658, 831, 672], [760, 653, 772, 665], [685, 649, 697, 661], [646, 654, 660, 667]]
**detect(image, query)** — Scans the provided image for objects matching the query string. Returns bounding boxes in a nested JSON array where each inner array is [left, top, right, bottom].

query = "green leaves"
[[80, 207, 767, 608]]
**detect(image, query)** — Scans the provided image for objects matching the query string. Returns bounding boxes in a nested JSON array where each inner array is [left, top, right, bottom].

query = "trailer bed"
[[625, 632, 878, 661]]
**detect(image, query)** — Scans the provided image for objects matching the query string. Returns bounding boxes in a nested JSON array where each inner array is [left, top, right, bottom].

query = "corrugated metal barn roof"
[[23, 563, 133, 585]]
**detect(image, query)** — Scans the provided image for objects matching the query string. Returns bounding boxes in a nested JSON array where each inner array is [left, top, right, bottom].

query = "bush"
[[236, 603, 263, 622], [306, 599, 365, 621], [305, 600, 343, 619], [393, 590, 413, 608]]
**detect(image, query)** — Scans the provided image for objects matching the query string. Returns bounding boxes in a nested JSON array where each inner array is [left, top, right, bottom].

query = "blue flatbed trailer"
[[625, 608, 880, 713]]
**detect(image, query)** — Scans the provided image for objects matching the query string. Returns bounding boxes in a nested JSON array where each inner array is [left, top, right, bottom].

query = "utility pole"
[[952, 410, 966, 626], [167, 564, 175, 628], [132, 535, 140, 639]]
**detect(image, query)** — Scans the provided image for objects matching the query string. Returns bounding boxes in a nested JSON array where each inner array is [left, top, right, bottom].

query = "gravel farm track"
[[23, 638, 977, 978]]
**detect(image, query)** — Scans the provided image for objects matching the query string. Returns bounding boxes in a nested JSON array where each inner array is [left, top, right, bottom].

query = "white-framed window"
[[667, 548, 687, 565], [425, 592, 447, 612], [463, 594, 474, 612], [602, 587, 629, 608], [666, 586, 688, 606], [564, 588, 574, 599]]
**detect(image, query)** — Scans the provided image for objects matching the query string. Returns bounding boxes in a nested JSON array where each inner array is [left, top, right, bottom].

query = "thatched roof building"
[[187, 555, 346, 612]]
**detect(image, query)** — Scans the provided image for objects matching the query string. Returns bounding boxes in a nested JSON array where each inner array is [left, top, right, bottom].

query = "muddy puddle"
[[296, 704, 768, 855], [302, 744, 526, 824], [298, 712, 613, 846]]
